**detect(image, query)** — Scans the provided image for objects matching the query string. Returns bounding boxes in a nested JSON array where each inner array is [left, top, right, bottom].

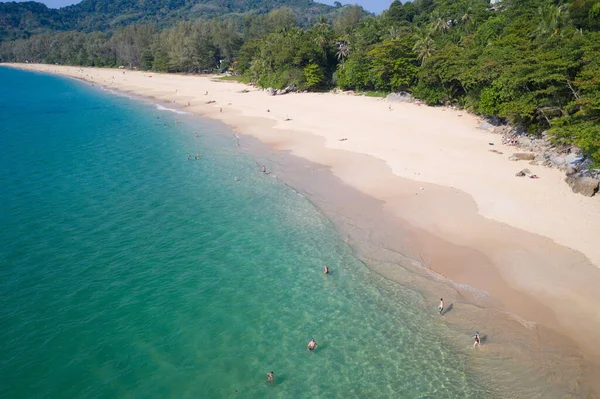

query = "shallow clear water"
[[0, 67, 494, 398]]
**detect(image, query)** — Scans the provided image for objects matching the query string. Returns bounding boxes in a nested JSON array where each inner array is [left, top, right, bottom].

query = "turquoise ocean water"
[[0, 67, 496, 398]]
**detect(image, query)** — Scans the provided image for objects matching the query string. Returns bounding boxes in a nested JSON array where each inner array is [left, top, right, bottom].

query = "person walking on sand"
[[267, 371, 274, 382], [307, 338, 317, 351], [438, 298, 444, 316], [473, 332, 481, 348]]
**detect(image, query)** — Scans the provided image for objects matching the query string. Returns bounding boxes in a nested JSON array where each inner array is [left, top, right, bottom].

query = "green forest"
[[1, 0, 600, 164]]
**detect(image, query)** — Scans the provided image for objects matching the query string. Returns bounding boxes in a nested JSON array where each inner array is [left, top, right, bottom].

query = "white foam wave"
[[155, 104, 189, 115]]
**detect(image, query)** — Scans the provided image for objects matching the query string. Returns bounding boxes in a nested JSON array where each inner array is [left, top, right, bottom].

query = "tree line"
[[1, 0, 599, 164]]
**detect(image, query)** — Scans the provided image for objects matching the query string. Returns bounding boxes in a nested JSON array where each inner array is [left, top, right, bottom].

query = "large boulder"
[[478, 121, 494, 130], [565, 153, 584, 165], [565, 176, 600, 197], [386, 92, 414, 103], [274, 84, 297, 96], [508, 153, 536, 161]]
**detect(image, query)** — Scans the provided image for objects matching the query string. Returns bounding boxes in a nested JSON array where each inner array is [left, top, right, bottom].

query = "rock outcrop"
[[565, 176, 600, 197], [508, 153, 536, 161], [386, 92, 414, 103]]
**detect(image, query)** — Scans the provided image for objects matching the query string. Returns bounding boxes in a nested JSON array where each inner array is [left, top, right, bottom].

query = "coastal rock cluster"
[[265, 84, 298, 96], [486, 124, 600, 197], [385, 92, 415, 103]]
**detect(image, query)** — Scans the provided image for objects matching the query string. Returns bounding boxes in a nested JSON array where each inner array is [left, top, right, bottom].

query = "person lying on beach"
[[324, 265, 329, 274], [473, 332, 481, 348], [438, 298, 444, 316], [307, 339, 317, 351], [530, 175, 539, 179], [267, 371, 274, 382]]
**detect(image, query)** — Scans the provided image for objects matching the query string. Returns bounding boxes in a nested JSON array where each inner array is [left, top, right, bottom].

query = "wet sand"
[[5, 64, 600, 396]]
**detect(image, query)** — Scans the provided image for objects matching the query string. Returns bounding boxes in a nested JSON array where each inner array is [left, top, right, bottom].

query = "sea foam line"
[[155, 104, 189, 115]]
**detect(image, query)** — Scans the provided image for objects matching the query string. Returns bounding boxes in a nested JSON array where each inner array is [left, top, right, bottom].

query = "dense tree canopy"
[[1, 0, 600, 164]]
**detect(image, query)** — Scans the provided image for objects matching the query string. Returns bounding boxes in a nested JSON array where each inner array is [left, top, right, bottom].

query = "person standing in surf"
[[473, 332, 481, 348], [438, 298, 444, 316]]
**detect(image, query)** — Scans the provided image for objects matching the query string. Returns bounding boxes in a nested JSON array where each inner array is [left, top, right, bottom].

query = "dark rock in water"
[[508, 153, 536, 161], [565, 176, 600, 197]]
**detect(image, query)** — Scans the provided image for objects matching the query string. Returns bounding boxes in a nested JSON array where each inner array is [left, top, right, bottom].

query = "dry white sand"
[[8, 64, 600, 361]]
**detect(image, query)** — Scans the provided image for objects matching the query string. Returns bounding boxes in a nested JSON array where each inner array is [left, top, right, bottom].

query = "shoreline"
[[6, 64, 600, 392]]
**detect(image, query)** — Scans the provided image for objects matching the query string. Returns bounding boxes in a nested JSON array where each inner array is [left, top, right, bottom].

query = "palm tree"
[[312, 20, 330, 50], [535, 3, 568, 37], [461, 9, 476, 33], [413, 28, 435, 65], [388, 27, 400, 40], [336, 41, 350, 68], [430, 10, 450, 34]]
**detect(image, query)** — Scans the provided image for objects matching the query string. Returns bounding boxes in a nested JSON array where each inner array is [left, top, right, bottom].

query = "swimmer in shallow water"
[[267, 371, 274, 382], [324, 265, 329, 274], [307, 338, 317, 351]]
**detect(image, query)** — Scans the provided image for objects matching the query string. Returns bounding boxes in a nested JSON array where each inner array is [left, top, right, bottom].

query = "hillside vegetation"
[[0, 0, 342, 40], [1, 0, 599, 164]]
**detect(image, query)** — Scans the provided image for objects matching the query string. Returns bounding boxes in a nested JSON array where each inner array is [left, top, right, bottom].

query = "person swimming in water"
[[324, 265, 329, 274], [187, 153, 191, 160], [473, 332, 481, 348], [267, 371, 274, 382], [261, 165, 267, 173], [307, 338, 317, 351], [438, 298, 444, 316]]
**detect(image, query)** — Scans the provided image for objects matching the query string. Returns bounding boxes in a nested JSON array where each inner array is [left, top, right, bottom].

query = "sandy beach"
[[6, 64, 600, 386]]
